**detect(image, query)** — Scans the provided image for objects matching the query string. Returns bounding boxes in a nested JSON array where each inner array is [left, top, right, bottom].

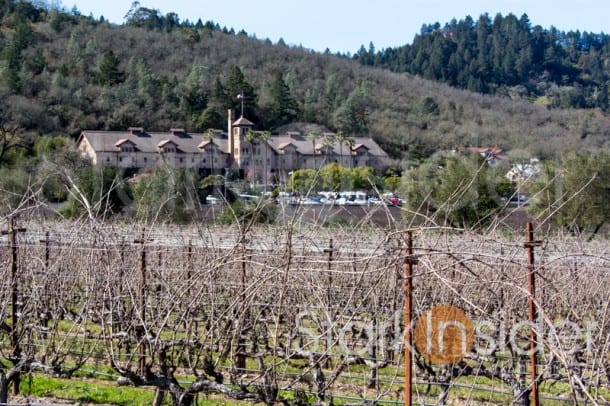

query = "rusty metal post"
[[2, 218, 26, 395], [9, 218, 19, 395], [404, 231, 416, 406], [187, 239, 192, 281], [44, 230, 50, 269], [525, 222, 541, 406], [324, 239, 334, 308], [39, 231, 51, 333], [235, 242, 247, 371], [323, 239, 334, 362], [134, 230, 148, 376]]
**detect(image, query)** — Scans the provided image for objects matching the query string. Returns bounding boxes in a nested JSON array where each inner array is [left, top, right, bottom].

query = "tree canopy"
[[355, 13, 610, 111], [0, 2, 607, 164], [526, 151, 610, 237], [399, 153, 511, 227]]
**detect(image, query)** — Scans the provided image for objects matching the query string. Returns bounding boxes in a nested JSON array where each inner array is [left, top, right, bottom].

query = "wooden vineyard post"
[[187, 239, 192, 281], [324, 239, 334, 313], [235, 241, 248, 371], [43, 230, 50, 269], [39, 231, 51, 333], [134, 230, 151, 377], [525, 222, 542, 406], [404, 231, 417, 405], [2, 217, 26, 395]]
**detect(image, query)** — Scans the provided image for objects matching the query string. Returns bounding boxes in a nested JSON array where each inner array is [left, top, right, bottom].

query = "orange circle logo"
[[413, 305, 474, 365]]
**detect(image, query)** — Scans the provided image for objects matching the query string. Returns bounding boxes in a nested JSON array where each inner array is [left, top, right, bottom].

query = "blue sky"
[[64, 0, 609, 54]]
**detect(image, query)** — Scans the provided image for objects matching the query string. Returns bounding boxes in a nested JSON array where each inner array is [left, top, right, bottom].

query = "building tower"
[[227, 109, 254, 170]]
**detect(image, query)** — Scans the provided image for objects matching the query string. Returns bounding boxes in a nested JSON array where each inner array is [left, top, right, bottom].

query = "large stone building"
[[77, 110, 390, 183]]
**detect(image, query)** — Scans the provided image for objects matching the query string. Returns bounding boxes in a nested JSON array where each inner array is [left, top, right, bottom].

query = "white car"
[[206, 196, 222, 204]]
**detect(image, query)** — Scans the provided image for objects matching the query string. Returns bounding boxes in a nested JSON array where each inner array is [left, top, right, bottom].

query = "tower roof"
[[233, 116, 254, 127]]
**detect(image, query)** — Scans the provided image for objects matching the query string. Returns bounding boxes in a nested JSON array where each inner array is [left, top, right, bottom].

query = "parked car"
[[206, 195, 222, 205]]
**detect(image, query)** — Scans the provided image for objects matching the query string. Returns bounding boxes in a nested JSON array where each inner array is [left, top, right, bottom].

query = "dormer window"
[[115, 139, 136, 153], [157, 139, 177, 153]]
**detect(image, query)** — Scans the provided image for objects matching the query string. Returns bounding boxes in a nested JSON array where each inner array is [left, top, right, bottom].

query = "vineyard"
[[0, 218, 609, 405]]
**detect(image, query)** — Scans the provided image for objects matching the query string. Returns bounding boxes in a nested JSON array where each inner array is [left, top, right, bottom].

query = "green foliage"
[[60, 166, 130, 219], [261, 71, 300, 128], [0, 127, 28, 168], [23, 375, 155, 406], [333, 81, 372, 134], [216, 198, 276, 225], [358, 13, 610, 112], [400, 153, 505, 227], [0, 165, 32, 214], [319, 162, 344, 190], [96, 51, 123, 86], [288, 164, 382, 194], [132, 166, 203, 224], [287, 168, 318, 194], [34, 135, 86, 203], [416, 96, 440, 115], [225, 66, 257, 117], [351, 166, 382, 190], [0, 3, 609, 164], [179, 65, 209, 118], [195, 107, 224, 131], [527, 151, 610, 235]]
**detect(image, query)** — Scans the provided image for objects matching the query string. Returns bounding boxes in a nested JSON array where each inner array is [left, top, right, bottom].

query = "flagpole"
[[240, 92, 244, 116]]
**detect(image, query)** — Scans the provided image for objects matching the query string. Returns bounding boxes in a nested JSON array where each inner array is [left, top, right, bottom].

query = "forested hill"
[[354, 13, 610, 112], [1, 1, 610, 165]]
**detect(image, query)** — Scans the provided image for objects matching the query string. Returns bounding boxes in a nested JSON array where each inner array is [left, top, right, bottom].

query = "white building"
[[77, 110, 390, 183]]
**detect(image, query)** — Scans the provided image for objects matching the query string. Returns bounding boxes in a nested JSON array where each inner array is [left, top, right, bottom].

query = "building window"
[[179, 157, 183, 163], [144, 157, 147, 163]]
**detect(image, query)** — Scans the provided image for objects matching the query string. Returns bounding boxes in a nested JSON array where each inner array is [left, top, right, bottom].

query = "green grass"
[[14, 369, 608, 406], [19, 374, 254, 406], [21, 375, 155, 405]]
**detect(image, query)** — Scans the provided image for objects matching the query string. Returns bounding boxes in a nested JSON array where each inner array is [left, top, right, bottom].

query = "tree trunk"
[[437, 382, 450, 405], [513, 385, 531, 406], [153, 388, 165, 406], [176, 392, 194, 406], [0, 373, 9, 406]]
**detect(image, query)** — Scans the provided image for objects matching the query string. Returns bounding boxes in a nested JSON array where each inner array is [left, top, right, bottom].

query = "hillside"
[[1, 2, 609, 165], [356, 13, 610, 112]]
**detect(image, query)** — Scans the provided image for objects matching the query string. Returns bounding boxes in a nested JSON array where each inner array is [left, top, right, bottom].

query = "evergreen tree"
[[266, 71, 299, 127], [96, 51, 123, 86], [225, 66, 257, 118]]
